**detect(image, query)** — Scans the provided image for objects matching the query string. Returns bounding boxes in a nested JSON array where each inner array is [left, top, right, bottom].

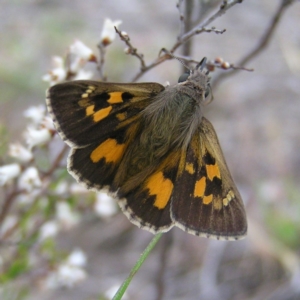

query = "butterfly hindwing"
[[171, 117, 247, 240], [46, 80, 164, 147], [116, 149, 184, 233]]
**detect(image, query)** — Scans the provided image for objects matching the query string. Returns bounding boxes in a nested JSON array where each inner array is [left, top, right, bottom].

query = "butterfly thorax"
[[121, 79, 205, 178], [141, 74, 207, 149]]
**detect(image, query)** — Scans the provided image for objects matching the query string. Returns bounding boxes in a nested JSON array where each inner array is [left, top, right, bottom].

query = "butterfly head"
[[178, 57, 213, 104]]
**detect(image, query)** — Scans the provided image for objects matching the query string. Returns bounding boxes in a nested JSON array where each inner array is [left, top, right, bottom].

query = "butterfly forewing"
[[46, 80, 164, 147]]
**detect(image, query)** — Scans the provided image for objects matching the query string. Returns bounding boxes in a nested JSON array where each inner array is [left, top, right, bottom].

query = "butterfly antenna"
[[160, 48, 190, 71]]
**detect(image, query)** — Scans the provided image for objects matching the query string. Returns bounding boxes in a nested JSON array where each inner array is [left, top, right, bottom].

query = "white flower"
[[0, 163, 21, 186], [68, 40, 96, 73], [56, 202, 79, 229], [42, 116, 55, 131], [16, 190, 40, 205], [23, 105, 46, 125], [68, 56, 83, 74], [43, 249, 87, 289], [56, 264, 86, 288], [53, 181, 69, 196], [42, 56, 67, 86], [100, 18, 122, 46], [52, 56, 65, 69], [69, 182, 89, 194], [39, 221, 59, 241], [66, 248, 87, 267], [94, 192, 118, 217], [69, 40, 95, 61], [44, 266, 86, 290], [8, 143, 33, 163], [18, 167, 42, 192], [24, 127, 51, 149], [72, 69, 94, 80]]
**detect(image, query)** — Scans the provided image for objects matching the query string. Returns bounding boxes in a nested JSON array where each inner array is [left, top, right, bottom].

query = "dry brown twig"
[[213, 0, 298, 86], [114, 0, 244, 82], [114, 27, 146, 70]]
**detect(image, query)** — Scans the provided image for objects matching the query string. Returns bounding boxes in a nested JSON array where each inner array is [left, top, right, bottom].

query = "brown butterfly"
[[46, 58, 247, 240]]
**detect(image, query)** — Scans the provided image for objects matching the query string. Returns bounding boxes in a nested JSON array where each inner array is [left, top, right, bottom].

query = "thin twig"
[[116, 1, 241, 82], [97, 43, 107, 81], [0, 144, 68, 238], [170, 26, 226, 54], [213, 0, 297, 86], [41, 144, 68, 179], [181, 0, 194, 62], [115, 27, 146, 70], [170, 0, 242, 53], [176, 0, 185, 37]]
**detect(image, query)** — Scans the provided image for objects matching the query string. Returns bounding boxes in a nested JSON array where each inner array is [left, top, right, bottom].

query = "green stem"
[[112, 232, 163, 300]]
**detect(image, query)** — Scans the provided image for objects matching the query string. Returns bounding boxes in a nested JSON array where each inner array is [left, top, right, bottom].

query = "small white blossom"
[[43, 249, 87, 289], [42, 56, 67, 86], [0, 163, 21, 185], [23, 105, 46, 125], [68, 40, 96, 73], [18, 167, 42, 192], [56, 202, 79, 229], [42, 116, 55, 131], [39, 221, 60, 241], [52, 56, 65, 69], [66, 248, 87, 267], [69, 182, 89, 194], [72, 69, 94, 80], [121, 31, 129, 39], [100, 18, 122, 46], [94, 192, 118, 217], [68, 56, 83, 74], [8, 143, 33, 163], [57, 264, 86, 288], [54, 181, 69, 196], [24, 127, 51, 149], [16, 191, 39, 205], [69, 40, 95, 61]]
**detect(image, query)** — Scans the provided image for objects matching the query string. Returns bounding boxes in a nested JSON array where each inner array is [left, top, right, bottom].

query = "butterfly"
[[46, 58, 247, 240]]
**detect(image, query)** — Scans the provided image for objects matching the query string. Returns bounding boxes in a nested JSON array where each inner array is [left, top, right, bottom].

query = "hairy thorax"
[[132, 85, 204, 166]]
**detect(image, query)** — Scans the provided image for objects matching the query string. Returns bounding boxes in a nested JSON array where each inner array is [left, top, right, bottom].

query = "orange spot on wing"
[[93, 106, 112, 122], [86, 105, 95, 116], [90, 139, 125, 163], [185, 163, 195, 174], [206, 164, 221, 181], [146, 172, 173, 209], [194, 177, 206, 198], [116, 112, 127, 121], [107, 92, 124, 104], [203, 194, 213, 205]]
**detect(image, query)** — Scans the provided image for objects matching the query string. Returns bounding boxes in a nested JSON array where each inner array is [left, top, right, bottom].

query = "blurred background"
[[1, 0, 300, 299]]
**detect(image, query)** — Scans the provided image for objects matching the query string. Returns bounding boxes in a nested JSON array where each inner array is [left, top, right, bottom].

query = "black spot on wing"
[[92, 93, 110, 110], [122, 92, 134, 101]]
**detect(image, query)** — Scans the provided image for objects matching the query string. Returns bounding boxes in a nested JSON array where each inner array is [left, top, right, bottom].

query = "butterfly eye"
[[205, 88, 210, 98], [178, 71, 190, 83], [204, 85, 213, 103]]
